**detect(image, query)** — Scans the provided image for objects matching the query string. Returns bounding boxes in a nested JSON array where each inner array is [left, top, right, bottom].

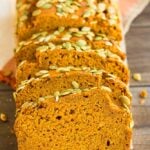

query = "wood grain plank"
[[0, 91, 17, 150], [133, 127, 150, 149], [131, 86, 150, 106], [126, 27, 150, 86]]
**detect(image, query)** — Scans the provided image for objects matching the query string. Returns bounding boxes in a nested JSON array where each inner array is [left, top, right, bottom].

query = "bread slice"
[[14, 88, 132, 150], [35, 48, 129, 83], [14, 64, 131, 108], [15, 27, 125, 64], [17, 0, 122, 41]]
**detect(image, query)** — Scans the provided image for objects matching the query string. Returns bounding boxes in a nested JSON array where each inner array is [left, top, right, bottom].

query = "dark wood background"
[[126, 3, 150, 150], [0, 4, 150, 150]]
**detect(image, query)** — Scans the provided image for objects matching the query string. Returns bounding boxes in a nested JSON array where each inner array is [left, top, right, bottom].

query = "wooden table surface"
[[0, 4, 150, 150]]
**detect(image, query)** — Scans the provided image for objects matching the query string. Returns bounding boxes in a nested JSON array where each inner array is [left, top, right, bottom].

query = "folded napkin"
[[0, 0, 149, 88]]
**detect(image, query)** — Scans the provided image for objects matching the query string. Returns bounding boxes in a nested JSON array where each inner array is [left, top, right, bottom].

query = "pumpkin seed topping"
[[130, 120, 134, 128], [97, 2, 106, 12], [76, 40, 87, 47], [119, 96, 131, 106], [41, 73, 50, 78], [61, 33, 72, 41], [48, 43, 56, 50], [101, 86, 112, 93], [54, 91, 60, 102], [20, 15, 28, 21], [81, 27, 91, 32], [58, 26, 65, 32], [72, 81, 79, 89], [83, 9, 92, 18], [36, 45, 49, 52], [35, 70, 49, 77], [32, 9, 42, 16]]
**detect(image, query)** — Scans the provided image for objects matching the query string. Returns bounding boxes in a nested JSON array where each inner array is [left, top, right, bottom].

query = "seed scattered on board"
[[0, 113, 7, 122], [132, 73, 141, 81]]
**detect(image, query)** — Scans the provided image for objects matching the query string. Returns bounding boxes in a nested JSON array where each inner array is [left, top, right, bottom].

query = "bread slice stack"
[[14, 0, 133, 149]]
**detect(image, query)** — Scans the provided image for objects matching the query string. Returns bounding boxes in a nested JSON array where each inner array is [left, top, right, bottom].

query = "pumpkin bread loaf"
[[14, 88, 132, 150], [17, 0, 122, 41], [35, 49, 129, 83], [14, 66, 131, 109], [14, 0, 133, 149], [15, 27, 125, 64]]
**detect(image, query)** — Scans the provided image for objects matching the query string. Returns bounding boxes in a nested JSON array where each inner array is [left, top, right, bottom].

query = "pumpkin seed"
[[97, 2, 106, 12], [130, 120, 134, 128], [83, 10, 91, 18], [48, 43, 56, 50], [132, 73, 141, 81], [101, 86, 112, 92], [90, 87, 97, 90], [16, 86, 25, 92], [72, 88, 81, 93], [86, 34, 93, 41], [41, 73, 50, 78], [35, 70, 49, 77], [18, 60, 26, 68], [0, 113, 7, 122], [73, 1, 81, 7], [20, 15, 28, 21], [76, 40, 87, 47], [13, 93, 16, 101], [54, 31, 60, 35], [32, 9, 42, 16], [60, 89, 74, 96], [49, 65, 58, 70], [54, 91, 60, 102], [62, 42, 72, 50], [119, 96, 130, 106], [38, 97, 45, 102], [58, 27, 65, 32], [61, 33, 72, 41], [36, 45, 49, 52], [72, 81, 79, 89], [57, 67, 71, 72], [36, 0, 46, 8], [81, 27, 91, 32], [82, 88, 89, 92], [41, 3, 52, 9], [69, 28, 79, 33], [81, 66, 91, 71], [105, 41, 113, 46], [95, 36, 103, 41]]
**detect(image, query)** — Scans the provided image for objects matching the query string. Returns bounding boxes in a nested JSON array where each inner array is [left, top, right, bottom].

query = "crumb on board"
[[132, 73, 142, 81], [139, 89, 148, 105], [139, 89, 148, 98], [0, 113, 7, 122]]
